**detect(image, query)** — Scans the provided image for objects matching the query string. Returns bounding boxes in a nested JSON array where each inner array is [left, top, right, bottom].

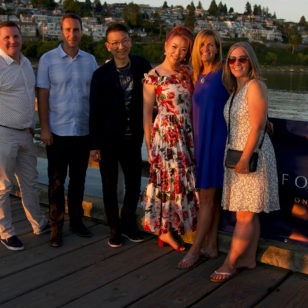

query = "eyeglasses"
[[228, 57, 249, 65], [107, 38, 130, 48]]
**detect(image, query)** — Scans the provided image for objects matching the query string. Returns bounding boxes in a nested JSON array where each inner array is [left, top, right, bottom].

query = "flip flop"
[[210, 270, 238, 283], [177, 253, 201, 269]]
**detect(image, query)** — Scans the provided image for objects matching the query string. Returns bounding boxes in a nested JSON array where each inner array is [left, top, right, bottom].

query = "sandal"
[[177, 252, 201, 269], [210, 270, 238, 283]]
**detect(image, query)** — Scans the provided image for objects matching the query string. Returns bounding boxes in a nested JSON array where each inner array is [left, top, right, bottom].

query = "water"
[[263, 71, 308, 121]]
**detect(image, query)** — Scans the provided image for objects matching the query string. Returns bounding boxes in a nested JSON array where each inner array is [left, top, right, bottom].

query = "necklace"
[[200, 74, 207, 84]]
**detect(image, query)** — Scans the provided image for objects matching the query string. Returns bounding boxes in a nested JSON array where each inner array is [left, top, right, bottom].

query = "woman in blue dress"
[[178, 29, 229, 268]]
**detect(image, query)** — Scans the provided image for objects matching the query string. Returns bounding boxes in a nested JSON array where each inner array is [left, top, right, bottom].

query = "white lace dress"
[[222, 80, 280, 213]]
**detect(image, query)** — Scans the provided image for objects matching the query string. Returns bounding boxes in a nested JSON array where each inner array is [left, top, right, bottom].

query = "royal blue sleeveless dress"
[[192, 69, 229, 189]]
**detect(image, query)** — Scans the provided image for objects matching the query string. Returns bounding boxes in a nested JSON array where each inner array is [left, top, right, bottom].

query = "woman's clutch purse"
[[225, 149, 258, 172]]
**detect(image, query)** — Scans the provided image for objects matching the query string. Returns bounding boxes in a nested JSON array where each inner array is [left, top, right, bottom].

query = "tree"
[[299, 16, 307, 29], [162, 1, 168, 9], [187, 1, 195, 10], [123, 3, 143, 29], [197, 1, 202, 9], [63, 0, 90, 17], [244, 1, 252, 15], [208, 0, 218, 16], [94, 0, 102, 13], [229, 7, 234, 14], [184, 2, 196, 30], [282, 23, 302, 54]]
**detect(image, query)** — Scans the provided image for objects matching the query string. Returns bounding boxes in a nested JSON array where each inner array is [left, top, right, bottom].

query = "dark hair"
[[106, 23, 129, 40], [61, 13, 82, 30], [165, 26, 194, 65], [0, 21, 21, 33]]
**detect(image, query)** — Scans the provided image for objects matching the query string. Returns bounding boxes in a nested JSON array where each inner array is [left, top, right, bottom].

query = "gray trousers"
[[0, 126, 47, 239]]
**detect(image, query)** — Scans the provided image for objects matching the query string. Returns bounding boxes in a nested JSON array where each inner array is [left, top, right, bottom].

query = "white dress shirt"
[[0, 49, 35, 129]]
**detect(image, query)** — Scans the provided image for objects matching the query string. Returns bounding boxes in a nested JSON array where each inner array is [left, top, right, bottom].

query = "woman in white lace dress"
[[210, 42, 280, 283]]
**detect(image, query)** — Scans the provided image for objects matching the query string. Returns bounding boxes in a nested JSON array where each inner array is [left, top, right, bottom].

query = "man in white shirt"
[[0, 21, 48, 251]]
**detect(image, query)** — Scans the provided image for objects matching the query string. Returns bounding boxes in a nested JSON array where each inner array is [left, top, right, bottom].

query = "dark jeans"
[[46, 134, 89, 229], [99, 138, 142, 236]]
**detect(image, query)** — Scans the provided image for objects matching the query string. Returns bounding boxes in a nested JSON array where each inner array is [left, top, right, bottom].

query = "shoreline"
[[261, 66, 308, 73]]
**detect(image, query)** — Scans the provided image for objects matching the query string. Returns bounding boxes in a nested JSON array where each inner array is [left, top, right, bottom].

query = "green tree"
[[123, 3, 143, 29], [229, 7, 234, 14], [244, 1, 252, 15], [265, 52, 277, 65], [94, 0, 102, 13], [162, 1, 168, 9], [282, 24, 302, 54], [197, 1, 202, 9], [80, 34, 95, 54], [299, 16, 308, 29], [63, 0, 91, 17], [184, 2, 196, 30], [208, 0, 218, 16]]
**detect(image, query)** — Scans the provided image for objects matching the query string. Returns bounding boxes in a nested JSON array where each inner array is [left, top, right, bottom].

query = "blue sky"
[[106, 0, 307, 23]]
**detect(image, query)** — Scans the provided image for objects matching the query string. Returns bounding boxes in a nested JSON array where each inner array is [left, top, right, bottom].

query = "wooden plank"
[[191, 264, 290, 308], [0, 217, 96, 258], [127, 256, 225, 308], [0, 223, 107, 279], [1, 238, 168, 307], [257, 272, 308, 308], [0, 235, 142, 305], [65, 254, 225, 308]]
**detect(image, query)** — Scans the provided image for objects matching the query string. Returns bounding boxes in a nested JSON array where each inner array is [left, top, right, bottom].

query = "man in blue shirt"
[[37, 13, 98, 247]]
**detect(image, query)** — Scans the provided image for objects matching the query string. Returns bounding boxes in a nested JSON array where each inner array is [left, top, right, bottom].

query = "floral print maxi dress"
[[142, 69, 199, 235]]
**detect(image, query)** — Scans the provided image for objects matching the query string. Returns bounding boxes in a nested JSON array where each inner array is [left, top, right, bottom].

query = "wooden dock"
[[1, 196, 308, 308]]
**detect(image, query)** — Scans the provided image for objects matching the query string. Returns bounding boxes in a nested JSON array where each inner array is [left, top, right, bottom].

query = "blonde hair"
[[222, 41, 261, 93], [191, 29, 222, 85]]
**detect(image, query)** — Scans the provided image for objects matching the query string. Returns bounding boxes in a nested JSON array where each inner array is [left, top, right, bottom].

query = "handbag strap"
[[227, 88, 267, 150]]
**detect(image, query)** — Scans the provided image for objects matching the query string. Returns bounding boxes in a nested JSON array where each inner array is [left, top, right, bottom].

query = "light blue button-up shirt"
[[36, 44, 98, 136]]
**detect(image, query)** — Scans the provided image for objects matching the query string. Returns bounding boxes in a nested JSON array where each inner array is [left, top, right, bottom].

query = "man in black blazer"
[[89, 23, 151, 247]]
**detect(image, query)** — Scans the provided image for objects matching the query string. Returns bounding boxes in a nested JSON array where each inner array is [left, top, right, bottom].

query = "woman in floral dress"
[[142, 26, 198, 251]]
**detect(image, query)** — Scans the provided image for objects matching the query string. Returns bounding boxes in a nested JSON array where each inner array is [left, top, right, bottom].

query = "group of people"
[[0, 13, 280, 283]]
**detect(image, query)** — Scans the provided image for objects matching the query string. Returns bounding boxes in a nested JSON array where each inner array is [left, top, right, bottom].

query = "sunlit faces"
[[0, 26, 22, 61], [228, 47, 250, 79], [61, 18, 82, 51], [164, 35, 189, 67], [105, 31, 132, 62], [199, 36, 217, 64]]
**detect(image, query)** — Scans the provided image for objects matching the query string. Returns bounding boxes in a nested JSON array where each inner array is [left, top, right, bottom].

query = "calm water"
[[263, 71, 308, 121]]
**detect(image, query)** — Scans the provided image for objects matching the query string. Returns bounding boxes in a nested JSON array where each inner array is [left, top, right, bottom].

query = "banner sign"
[[220, 118, 308, 246]]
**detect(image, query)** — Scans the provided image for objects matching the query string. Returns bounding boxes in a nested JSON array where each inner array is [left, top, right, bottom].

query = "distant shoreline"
[[261, 66, 308, 73]]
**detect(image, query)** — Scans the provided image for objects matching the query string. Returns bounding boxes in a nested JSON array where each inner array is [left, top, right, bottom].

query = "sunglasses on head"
[[228, 57, 249, 65]]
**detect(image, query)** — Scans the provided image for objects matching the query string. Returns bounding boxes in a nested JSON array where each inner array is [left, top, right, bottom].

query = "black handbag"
[[225, 91, 266, 173]]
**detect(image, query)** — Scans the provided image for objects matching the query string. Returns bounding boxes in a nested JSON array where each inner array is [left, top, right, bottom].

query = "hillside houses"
[[0, 2, 304, 45]]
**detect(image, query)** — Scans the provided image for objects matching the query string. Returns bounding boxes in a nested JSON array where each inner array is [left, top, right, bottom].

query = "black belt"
[[0, 124, 29, 131]]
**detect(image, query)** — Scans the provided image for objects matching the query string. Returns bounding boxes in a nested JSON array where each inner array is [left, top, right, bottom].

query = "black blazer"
[[89, 55, 151, 150]]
